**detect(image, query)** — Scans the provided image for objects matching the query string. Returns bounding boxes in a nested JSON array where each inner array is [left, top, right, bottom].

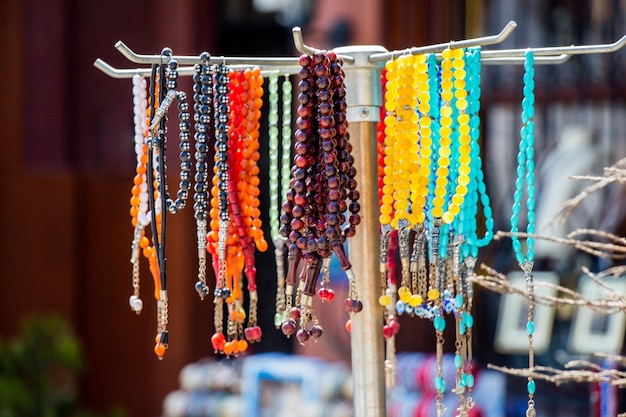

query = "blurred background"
[[1, 0, 626, 416]]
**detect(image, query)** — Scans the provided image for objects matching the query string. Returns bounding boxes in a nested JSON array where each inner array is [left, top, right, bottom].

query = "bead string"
[[147, 61, 170, 360], [208, 66, 268, 357], [158, 51, 193, 216], [229, 67, 267, 351], [456, 47, 484, 414], [146, 50, 197, 360], [267, 72, 285, 327], [377, 68, 401, 388], [270, 73, 295, 329], [226, 70, 247, 354], [513, 50, 537, 417], [192, 52, 213, 300], [129, 74, 149, 315], [279, 50, 361, 345], [209, 62, 231, 355]]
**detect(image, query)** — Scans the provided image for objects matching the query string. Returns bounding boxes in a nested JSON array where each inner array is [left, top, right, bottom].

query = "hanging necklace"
[[129, 73, 149, 315], [209, 66, 267, 356], [451, 47, 486, 415], [209, 62, 231, 354], [145, 60, 169, 359], [269, 72, 294, 329], [193, 52, 213, 301], [228, 67, 266, 352], [280, 50, 361, 345], [512, 49, 537, 417], [377, 68, 401, 387]]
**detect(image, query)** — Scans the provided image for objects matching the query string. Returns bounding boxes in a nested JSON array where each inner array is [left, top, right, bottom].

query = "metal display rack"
[[95, 23, 626, 417]]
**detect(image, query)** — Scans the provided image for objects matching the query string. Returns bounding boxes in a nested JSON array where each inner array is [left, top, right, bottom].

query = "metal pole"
[[335, 44, 387, 417]]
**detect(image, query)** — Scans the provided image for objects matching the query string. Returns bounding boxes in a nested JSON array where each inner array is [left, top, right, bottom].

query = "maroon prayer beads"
[[280, 50, 361, 345]]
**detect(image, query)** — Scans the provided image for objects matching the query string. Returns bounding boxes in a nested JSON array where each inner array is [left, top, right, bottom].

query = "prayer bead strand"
[[192, 53, 212, 300], [513, 50, 538, 417], [210, 63, 231, 355], [129, 74, 149, 315], [280, 51, 360, 344]]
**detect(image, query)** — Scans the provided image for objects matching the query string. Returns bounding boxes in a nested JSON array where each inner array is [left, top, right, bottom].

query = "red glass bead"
[[389, 317, 400, 334], [318, 287, 335, 302], [383, 325, 394, 339], [211, 332, 226, 352], [244, 325, 263, 342]]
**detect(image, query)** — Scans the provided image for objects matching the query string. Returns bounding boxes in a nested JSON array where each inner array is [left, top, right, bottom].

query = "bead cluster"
[[379, 48, 490, 414], [208, 66, 268, 356], [126, 51, 269, 360], [279, 50, 361, 345]]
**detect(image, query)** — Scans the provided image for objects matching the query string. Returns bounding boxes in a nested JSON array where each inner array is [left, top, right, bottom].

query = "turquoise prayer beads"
[[511, 50, 536, 266], [514, 49, 538, 417]]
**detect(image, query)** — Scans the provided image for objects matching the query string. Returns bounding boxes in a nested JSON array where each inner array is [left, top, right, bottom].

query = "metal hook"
[[93, 59, 198, 79], [291, 27, 355, 64], [369, 20, 518, 63], [480, 34, 626, 58], [114, 40, 303, 67], [481, 54, 571, 65], [93, 58, 299, 79]]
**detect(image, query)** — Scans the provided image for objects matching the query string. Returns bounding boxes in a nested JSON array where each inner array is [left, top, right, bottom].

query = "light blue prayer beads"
[[510, 50, 536, 266]]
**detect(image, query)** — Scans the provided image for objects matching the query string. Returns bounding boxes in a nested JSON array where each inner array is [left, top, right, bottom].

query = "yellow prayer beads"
[[381, 54, 432, 230], [434, 47, 472, 225], [382, 56, 417, 229], [433, 49, 453, 219], [411, 54, 431, 226], [442, 48, 471, 224]]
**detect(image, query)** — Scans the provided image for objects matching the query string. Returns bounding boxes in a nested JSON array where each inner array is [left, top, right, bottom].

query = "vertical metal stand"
[[334, 45, 388, 417]]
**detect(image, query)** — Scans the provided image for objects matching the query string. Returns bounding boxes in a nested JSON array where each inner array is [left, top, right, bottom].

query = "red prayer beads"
[[208, 67, 267, 357]]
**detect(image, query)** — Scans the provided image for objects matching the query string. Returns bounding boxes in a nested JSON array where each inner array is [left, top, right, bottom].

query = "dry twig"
[[487, 353, 626, 388], [551, 157, 626, 225]]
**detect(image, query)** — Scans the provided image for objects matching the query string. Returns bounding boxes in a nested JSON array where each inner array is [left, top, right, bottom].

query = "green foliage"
[[0, 315, 125, 417]]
